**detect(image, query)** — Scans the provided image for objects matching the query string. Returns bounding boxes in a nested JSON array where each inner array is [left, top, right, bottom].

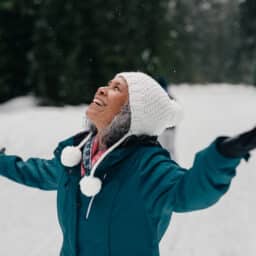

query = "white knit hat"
[[61, 71, 183, 199], [115, 72, 183, 136]]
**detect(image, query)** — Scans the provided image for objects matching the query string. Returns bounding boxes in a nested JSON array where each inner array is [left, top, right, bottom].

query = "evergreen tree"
[[166, 0, 241, 83], [240, 0, 256, 85], [1, 0, 253, 104], [0, 1, 35, 103], [30, 0, 172, 105]]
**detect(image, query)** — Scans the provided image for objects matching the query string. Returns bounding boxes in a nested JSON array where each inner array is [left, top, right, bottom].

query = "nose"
[[96, 86, 107, 96]]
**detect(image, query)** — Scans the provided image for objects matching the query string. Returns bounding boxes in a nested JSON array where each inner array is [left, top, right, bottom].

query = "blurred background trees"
[[0, 1, 35, 103], [239, 0, 256, 84], [0, 0, 255, 105]]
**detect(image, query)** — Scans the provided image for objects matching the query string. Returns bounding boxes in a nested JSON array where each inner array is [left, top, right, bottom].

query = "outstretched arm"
[[0, 150, 62, 190], [139, 126, 256, 217], [172, 126, 256, 211]]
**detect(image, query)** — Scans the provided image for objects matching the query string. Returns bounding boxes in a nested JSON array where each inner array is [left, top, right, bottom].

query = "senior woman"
[[0, 72, 255, 256]]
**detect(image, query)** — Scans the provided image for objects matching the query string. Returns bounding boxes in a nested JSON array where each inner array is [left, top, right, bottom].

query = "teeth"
[[93, 99, 104, 106]]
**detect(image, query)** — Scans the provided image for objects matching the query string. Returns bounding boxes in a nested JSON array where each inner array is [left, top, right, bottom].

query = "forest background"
[[0, 0, 255, 105]]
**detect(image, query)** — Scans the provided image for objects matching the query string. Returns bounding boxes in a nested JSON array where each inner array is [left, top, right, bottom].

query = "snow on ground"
[[0, 84, 255, 256]]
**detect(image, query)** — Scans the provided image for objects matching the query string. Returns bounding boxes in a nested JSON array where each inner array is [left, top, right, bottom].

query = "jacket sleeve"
[[0, 152, 62, 190], [138, 138, 242, 217]]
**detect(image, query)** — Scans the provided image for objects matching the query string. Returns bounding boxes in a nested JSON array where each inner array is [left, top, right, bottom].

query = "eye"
[[113, 85, 120, 91]]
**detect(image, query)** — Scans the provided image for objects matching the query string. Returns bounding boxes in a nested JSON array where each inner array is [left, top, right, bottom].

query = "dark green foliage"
[[0, 1, 35, 103], [240, 0, 256, 51], [166, 0, 243, 83], [240, 0, 256, 85], [29, 0, 172, 105], [0, 0, 255, 105]]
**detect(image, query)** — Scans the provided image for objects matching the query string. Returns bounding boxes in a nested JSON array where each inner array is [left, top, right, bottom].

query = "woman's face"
[[86, 76, 129, 131]]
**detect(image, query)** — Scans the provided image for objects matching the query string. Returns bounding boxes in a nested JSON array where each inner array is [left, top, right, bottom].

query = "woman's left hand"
[[217, 126, 256, 159]]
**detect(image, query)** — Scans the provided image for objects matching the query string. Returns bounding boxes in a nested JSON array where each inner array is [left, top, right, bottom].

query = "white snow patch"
[[0, 84, 255, 256]]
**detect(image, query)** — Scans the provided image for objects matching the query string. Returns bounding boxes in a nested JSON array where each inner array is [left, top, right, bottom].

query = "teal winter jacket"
[[0, 133, 241, 256]]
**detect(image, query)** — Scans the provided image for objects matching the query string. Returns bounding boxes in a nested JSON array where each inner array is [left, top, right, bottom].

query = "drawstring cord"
[[86, 196, 95, 219], [82, 132, 131, 219], [85, 173, 107, 220]]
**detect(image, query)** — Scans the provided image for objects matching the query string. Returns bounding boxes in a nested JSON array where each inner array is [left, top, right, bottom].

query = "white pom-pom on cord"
[[80, 176, 102, 197], [79, 133, 131, 197], [60, 132, 93, 167], [61, 146, 82, 167]]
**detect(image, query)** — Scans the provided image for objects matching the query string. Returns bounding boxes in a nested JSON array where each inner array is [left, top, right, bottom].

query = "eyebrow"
[[108, 80, 122, 86]]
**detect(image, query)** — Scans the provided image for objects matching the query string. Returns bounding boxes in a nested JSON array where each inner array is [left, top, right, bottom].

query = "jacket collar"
[[54, 131, 137, 176], [55, 131, 161, 177]]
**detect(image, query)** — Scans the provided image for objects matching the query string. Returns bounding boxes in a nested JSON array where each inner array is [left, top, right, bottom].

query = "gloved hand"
[[0, 147, 6, 154], [217, 126, 256, 160]]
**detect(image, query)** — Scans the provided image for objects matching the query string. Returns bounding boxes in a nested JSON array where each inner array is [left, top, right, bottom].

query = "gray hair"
[[87, 103, 131, 148]]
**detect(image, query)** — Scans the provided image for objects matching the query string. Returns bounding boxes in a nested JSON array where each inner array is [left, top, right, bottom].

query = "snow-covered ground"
[[0, 84, 255, 256]]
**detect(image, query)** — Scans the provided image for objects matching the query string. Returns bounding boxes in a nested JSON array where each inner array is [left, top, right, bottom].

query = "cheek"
[[109, 93, 128, 113], [108, 101, 124, 116]]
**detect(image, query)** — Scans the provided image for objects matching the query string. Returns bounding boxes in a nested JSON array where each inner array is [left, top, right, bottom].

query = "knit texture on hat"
[[116, 72, 183, 136]]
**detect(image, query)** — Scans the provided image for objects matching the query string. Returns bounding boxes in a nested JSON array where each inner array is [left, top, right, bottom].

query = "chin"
[[86, 108, 99, 127], [84, 113, 97, 132], [86, 107, 94, 122]]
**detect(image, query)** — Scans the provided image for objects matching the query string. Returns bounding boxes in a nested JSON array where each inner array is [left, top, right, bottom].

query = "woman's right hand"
[[0, 148, 6, 154]]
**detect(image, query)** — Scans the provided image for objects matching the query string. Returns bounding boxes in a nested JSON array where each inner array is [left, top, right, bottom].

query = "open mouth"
[[93, 98, 105, 107]]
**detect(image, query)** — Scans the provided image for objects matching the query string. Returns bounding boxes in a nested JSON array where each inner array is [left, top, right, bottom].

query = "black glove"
[[217, 126, 256, 160], [0, 147, 6, 154]]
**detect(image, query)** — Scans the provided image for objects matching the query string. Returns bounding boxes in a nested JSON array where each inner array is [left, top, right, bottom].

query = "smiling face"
[[86, 76, 129, 132]]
